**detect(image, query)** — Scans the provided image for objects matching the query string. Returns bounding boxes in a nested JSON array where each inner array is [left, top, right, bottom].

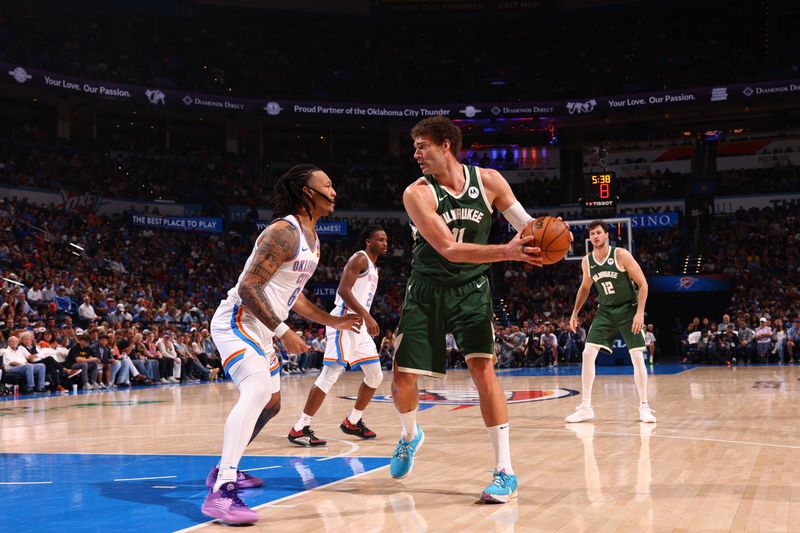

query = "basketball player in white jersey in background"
[[201, 164, 362, 524], [288, 225, 389, 446]]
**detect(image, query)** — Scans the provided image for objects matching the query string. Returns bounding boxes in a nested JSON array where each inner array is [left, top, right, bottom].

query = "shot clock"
[[582, 171, 617, 208]]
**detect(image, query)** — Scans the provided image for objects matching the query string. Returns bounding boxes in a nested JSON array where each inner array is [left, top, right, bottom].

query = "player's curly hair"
[[588, 220, 608, 233], [410, 115, 462, 156], [273, 164, 321, 219], [356, 225, 384, 251]]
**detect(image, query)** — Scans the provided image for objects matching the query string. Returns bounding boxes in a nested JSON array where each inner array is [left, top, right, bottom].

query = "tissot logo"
[[264, 101, 283, 115], [8, 66, 31, 84], [566, 99, 597, 115], [460, 105, 481, 118], [145, 89, 166, 105], [340, 388, 577, 408]]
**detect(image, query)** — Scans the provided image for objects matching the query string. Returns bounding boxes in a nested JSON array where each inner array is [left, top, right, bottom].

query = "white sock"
[[580, 345, 599, 406], [216, 374, 271, 492], [487, 423, 513, 475], [398, 408, 418, 440], [348, 408, 363, 425], [630, 351, 649, 403], [213, 466, 238, 493], [293, 412, 313, 432]]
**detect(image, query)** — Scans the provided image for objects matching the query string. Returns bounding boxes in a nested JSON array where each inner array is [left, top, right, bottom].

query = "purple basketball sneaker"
[[201, 482, 259, 524], [205, 466, 264, 489]]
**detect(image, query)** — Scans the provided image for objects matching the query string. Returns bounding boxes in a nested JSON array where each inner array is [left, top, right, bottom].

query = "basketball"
[[522, 216, 571, 265]]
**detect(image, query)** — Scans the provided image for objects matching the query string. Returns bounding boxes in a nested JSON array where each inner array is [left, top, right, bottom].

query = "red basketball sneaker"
[[287, 426, 327, 446], [340, 418, 377, 439]]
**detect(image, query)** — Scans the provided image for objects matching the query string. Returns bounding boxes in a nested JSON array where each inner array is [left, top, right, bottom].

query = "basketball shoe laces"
[[220, 483, 248, 509], [354, 420, 373, 434], [488, 470, 512, 490], [393, 439, 414, 461]]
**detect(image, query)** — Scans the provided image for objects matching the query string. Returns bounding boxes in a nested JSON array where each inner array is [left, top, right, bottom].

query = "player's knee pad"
[[361, 362, 384, 389], [314, 364, 343, 394]]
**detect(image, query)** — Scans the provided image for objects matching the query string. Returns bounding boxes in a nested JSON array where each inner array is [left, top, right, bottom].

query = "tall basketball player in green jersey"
[[390, 116, 550, 504], [565, 220, 656, 424]]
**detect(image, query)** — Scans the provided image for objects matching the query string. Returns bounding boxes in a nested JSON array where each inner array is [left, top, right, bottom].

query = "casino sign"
[[340, 388, 577, 410]]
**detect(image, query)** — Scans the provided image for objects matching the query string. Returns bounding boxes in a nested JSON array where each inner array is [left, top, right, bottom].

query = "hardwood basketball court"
[[2, 364, 799, 532]]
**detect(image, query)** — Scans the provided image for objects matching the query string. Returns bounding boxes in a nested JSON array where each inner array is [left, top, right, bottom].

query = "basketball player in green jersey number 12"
[[564, 220, 656, 424], [390, 115, 560, 503]]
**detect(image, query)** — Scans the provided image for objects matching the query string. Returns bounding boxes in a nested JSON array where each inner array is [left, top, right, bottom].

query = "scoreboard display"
[[582, 171, 616, 208]]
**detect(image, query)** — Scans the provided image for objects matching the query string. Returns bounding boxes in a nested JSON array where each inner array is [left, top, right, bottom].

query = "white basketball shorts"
[[211, 300, 280, 393], [323, 324, 379, 368]]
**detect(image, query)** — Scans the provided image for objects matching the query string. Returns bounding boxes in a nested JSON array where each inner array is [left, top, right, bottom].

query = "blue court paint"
[[0, 453, 390, 532], [496, 363, 695, 377]]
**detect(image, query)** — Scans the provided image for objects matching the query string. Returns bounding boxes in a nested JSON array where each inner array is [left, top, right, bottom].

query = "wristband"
[[501, 201, 533, 232], [273, 322, 290, 337]]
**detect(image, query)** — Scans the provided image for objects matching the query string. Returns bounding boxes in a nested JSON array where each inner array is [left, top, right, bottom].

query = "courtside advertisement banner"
[[129, 214, 223, 233], [5, 62, 800, 121]]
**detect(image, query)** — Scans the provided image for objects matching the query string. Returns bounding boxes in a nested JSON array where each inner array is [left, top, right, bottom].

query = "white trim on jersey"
[[439, 165, 470, 199], [415, 176, 439, 210], [474, 166, 494, 214], [332, 250, 379, 314], [615, 247, 627, 272], [225, 214, 319, 322], [593, 245, 612, 266]]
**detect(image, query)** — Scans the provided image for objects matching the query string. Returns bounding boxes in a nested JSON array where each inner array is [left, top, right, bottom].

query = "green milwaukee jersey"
[[588, 246, 638, 306], [409, 165, 493, 287]]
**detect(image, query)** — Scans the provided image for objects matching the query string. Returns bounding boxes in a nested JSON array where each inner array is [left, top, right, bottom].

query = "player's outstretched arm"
[[617, 248, 648, 334], [238, 220, 296, 332], [403, 182, 542, 266], [291, 292, 363, 332], [569, 256, 593, 333]]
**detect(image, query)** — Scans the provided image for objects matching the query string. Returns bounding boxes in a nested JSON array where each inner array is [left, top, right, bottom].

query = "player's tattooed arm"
[[238, 222, 298, 330]]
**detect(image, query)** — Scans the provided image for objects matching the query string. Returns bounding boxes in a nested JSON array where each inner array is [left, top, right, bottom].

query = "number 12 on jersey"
[[600, 281, 615, 295]]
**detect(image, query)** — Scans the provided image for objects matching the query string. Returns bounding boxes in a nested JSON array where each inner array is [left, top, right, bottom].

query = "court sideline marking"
[[371, 423, 800, 451], [176, 464, 391, 532]]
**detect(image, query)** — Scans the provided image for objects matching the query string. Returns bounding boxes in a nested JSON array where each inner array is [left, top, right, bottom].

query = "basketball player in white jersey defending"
[[288, 225, 389, 446], [201, 164, 362, 524]]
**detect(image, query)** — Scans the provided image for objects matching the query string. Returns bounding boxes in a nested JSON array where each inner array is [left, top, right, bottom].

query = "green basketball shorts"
[[394, 273, 495, 378], [586, 302, 646, 353]]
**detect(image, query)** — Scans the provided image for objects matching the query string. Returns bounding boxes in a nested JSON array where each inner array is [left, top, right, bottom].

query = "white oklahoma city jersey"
[[211, 214, 319, 383], [324, 250, 380, 368]]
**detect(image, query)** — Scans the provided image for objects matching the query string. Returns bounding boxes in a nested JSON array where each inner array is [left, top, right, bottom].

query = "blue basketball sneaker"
[[390, 424, 425, 479], [480, 469, 518, 503]]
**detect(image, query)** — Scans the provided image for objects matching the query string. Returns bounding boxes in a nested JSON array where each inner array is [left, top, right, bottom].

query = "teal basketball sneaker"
[[480, 469, 518, 503], [390, 424, 424, 479]]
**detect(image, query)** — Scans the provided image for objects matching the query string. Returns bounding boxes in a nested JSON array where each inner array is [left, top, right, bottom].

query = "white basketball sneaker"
[[639, 404, 656, 423], [565, 404, 594, 423]]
